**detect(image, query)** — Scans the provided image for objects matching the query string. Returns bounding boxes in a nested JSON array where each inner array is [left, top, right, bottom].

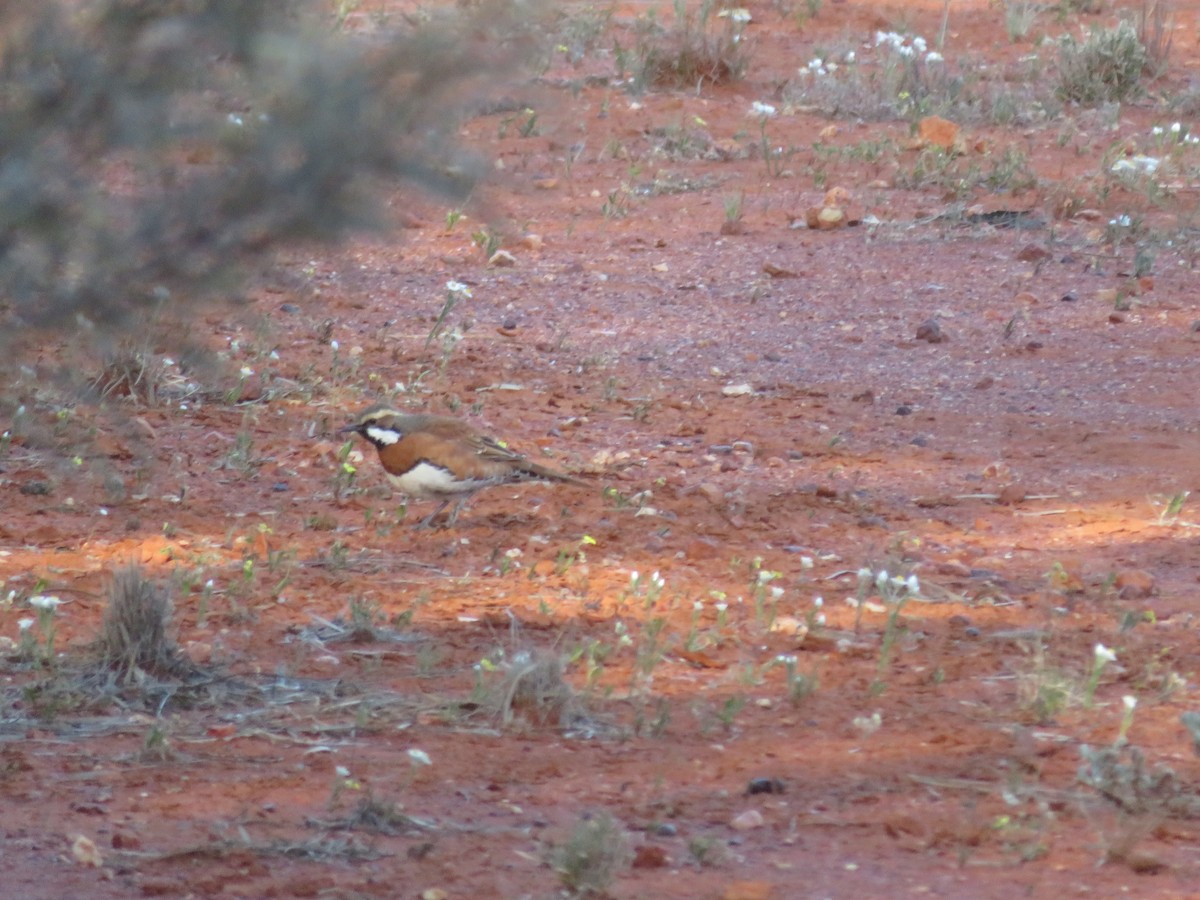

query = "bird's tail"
[[517, 460, 586, 486]]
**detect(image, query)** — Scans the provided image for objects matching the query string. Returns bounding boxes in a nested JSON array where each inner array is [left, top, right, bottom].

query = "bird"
[[337, 404, 583, 528]]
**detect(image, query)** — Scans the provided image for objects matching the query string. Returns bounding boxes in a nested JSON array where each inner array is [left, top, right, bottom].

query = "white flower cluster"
[[874, 31, 942, 63], [1151, 122, 1200, 144]]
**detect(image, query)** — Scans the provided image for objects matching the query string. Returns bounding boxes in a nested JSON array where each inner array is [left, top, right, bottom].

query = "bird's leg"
[[445, 496, 471, 527], [415, 498, 451, 529]]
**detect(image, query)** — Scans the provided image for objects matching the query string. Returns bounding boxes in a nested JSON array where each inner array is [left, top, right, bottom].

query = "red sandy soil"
[[5, 1, 1200, 897]]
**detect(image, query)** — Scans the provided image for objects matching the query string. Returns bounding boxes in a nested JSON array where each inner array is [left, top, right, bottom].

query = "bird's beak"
[[336, 422, 359, 436]]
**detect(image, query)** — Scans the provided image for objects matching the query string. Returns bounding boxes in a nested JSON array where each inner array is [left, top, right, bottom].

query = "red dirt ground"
[[6, 1, 1200, 897]]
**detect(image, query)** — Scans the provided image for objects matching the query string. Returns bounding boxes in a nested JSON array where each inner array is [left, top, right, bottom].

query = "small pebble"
[[746, 777, 785, 796], [730, 809, 765, 831]]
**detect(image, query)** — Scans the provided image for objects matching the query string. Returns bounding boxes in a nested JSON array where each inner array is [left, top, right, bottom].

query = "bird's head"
[[337, 404, 408, 448]]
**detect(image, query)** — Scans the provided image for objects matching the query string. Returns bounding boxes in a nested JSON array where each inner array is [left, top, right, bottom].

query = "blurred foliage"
[[0, 0, 530, 354]]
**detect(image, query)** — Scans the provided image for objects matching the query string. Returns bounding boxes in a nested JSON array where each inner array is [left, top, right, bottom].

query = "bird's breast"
[[386, 461, 492, 498]]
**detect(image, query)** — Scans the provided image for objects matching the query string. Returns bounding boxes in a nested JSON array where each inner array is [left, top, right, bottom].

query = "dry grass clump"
[[628, 0, 750, 91], [550, 812, 631, 895], [494, 648, 576, 728], [94, 565, 195, 682]]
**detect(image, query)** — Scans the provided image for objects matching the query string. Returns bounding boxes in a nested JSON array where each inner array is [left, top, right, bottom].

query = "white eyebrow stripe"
[[366, 425, 401, 445]]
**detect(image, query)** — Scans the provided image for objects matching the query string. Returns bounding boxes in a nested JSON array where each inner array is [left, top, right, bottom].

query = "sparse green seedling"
[[721, 191, 744, 233], [634, 616, 669, 688], [1018, 639, 1075, 723], [1151, 489, 1189, 525], [1084, 643, 1118, 707], [141, 720, 175, 762], [518, 108, 539, 137], [1003, 0, 1040, 42], [471, 228, 501, 260], [427, 280, 472, 350], [687, 834, 726, 867], [1117, 694, 1138, 744], [623, 569, 667, 610], [24, 593, 63, 667], [334, 441, 358, 500], [716, 694, 745, 731], [347, 597, 384, 642], [770, 653, 819, 704], [196, 578, 214, 628], [749, 557, 783, 629]]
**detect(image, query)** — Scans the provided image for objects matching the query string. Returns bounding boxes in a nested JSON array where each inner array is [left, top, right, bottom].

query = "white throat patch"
[[365, 425, 401, 445]]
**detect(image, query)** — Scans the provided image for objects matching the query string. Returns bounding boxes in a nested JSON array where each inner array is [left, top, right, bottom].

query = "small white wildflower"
[[857, 567, 873, 580], [825, 61, 838, 73], [98, 508, 108, 516], [813, 596, 824, 608], [809, 57, 824, 70], [770, 586, 784, 599], [407, 749, 432, 767], [18, 617, 34, 631], [875, 570, 890, 588], [844, 50, 856, 63], [800, 556, 814, 569], [28, 595, 63, 610], [446, 280, 473, 296], [912, 36, 927, 53], [239, 366, 254, 377], [504, 547, 523, 559], [719, 7, 752, 23], [693, 600, 704, 611], [330, 340, 340, 351], [750, 100, 777, 118], [1152, 125, 1165, 136], [335, 766, 351, 778], [898, 44, 916, 58], [1188, 134, 1200, 144], [776, 654, 797, 665], [629, 570, 639, 585], [614, 621, 627, 634], [1171, 122, 1182, 133], [269, 350, 280, 361], [162, 357, 175, 366], [227, 112, 244, 127], [815, 613, 826, 625], [925, 51, 943, 63], [1109, 214, 1132, 227], [905, 574, 920, 595], [1122, 695, 1138, 711], [1094, 643, 1117, 664], [715, 602, 728, 612]]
